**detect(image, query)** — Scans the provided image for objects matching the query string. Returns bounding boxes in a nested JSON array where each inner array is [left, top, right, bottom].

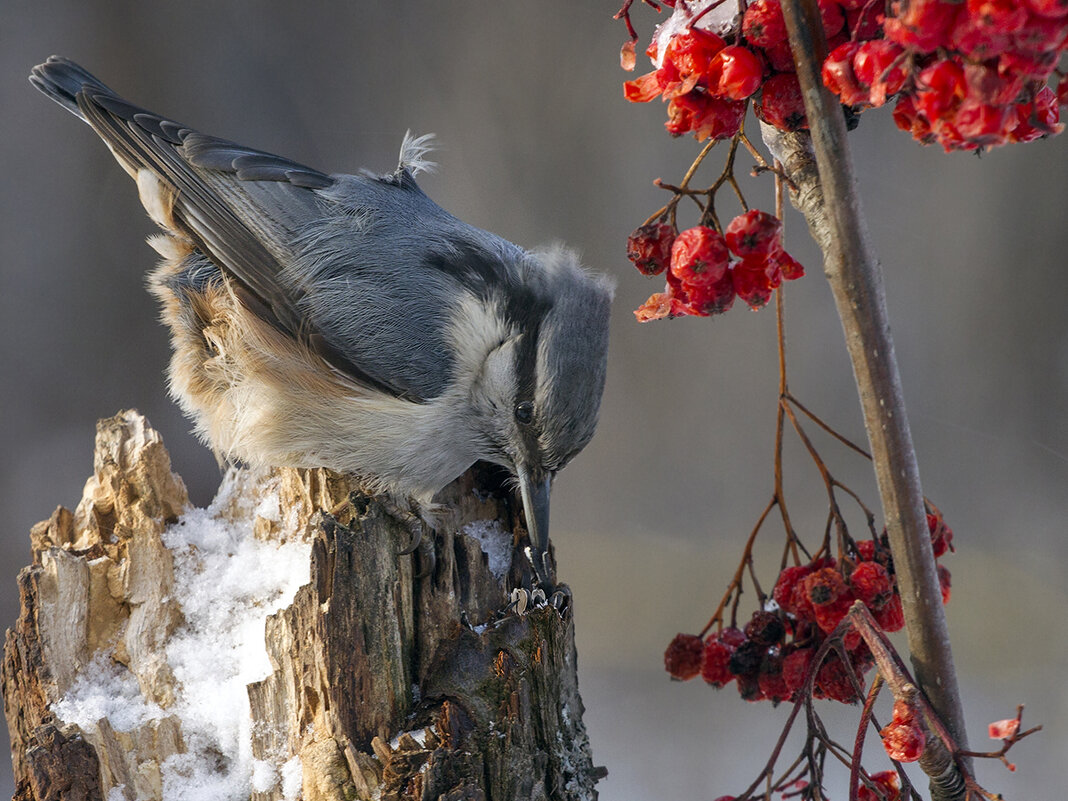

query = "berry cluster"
[[822, 0, 1067, 150], [664, 510, 954, 704], [623, 1, 817, 137], [629, 210, 805, 320], [857, 770, 902, 801]]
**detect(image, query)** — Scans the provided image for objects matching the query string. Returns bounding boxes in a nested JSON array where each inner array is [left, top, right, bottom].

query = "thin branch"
[[769, 1, 970, 797]]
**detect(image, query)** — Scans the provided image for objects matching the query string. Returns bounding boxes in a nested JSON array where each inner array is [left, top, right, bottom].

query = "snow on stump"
[[2, 410, 601, 801]]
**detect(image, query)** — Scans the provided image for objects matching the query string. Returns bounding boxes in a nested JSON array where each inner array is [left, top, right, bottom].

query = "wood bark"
[[2, 410, 602, 801]]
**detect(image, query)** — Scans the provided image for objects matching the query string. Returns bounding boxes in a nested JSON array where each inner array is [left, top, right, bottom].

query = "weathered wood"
[[3, 411, 601, 800]]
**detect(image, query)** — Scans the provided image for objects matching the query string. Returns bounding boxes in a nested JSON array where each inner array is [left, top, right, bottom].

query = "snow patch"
[[51, 474, 311, 801], [461, 519, 512, 579], [652, 0, 743, 68]]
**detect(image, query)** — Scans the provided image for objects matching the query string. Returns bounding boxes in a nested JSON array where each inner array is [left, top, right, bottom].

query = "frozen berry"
[[664, 633, 704, 680], [880, 717, 926, 761], [670, 226, 731, 287], [745, 610, 787, 645], [707, 45, 766, 100], [849, 560, 894, 610], [725, 210, 784, 257], [756, 73, 808, 131], [627, 222, 675, 276], [743, 0, 789, 48], [701, 637, 736, 687]]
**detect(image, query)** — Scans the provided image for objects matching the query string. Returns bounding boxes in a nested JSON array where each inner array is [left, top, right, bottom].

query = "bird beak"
[[517, 467, 553, 588]]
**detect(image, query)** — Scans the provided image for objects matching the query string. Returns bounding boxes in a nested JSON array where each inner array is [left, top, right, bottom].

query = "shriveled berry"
[[728, 638, 765, 677], [758, 650, 791, 703], [880, 718, 926, 761], [850, 560, 894, 610], [816, 653, 861, 703], [773, 564, 815, 615], [670, 226, 730, 287], [774, 250, 806, 280], [884, 0, 961, 53], [782, 646, 815, 694], [755, 73, 808, 131], [623, 71, 662, 103], [937, 564, 952, 604], [627, 222, 675, 276], [701, 636, 736, 687], [736, 673, 766, 701], [719, 626, 748, 648], [988, 717, 1020, 740], [745, 610, 787, 645], [732, 257, 777, 310], [664, 633, 704, 680], [927, 510, 954, 557], [873, 593, 905, 632], [663, 29, 727, 96]]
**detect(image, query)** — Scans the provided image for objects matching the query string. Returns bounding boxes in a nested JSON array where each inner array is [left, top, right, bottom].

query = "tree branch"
[[764, 1, 970, 797]]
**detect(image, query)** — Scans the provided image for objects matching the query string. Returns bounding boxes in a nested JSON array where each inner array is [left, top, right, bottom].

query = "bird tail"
[[29, 55, 113, 122]]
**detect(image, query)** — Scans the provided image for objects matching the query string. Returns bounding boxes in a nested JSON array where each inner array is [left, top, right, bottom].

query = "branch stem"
[[769, 0, 970, 796]]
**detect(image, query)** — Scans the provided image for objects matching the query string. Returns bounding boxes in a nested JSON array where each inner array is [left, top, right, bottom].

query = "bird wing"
[[30, 56, 434, 401]]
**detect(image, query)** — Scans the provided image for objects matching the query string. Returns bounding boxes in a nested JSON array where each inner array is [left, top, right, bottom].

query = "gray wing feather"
[[29, 56, 528, 403]]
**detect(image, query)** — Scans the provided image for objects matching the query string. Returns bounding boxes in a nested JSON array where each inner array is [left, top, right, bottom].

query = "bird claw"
[[504, 584, 571, 617]]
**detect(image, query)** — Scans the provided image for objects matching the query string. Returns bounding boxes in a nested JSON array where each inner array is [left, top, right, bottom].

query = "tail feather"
[[29, 55, 114, 121]]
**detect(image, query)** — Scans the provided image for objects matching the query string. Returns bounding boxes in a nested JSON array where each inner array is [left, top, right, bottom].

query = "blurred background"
[[2, 2, 1066, 798]]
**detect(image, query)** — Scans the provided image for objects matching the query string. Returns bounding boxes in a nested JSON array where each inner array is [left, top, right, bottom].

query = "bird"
[[29, 56, 612, 590]]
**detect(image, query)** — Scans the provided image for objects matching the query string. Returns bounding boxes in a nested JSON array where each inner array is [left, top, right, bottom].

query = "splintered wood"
[[2, 411, 601, 801]]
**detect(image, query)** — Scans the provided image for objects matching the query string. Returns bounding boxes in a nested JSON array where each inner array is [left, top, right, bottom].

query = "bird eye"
[[514, 402, 534, 425]]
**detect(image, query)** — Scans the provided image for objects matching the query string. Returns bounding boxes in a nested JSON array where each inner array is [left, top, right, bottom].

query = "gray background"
[[2, 2, 1067, 798]]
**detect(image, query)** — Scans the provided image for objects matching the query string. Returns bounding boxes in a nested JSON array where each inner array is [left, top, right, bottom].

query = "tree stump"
[[2, 410, 602, 801]]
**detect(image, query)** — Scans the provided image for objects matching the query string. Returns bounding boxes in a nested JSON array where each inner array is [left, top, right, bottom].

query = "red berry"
[[823, 41, 867, 106], [1013, 12, 1068, 54], [893, 93, 937, 144], [858, 770, 902, 801], [782, 647, 815, 694], [853, 40, 908, 107], [773, 564, 816, 615], [670, 226, 731, 287], [880, 718, 926, 762], [846, 3, 886, 40], [623, 71, 662, 103], [665, 92, 746, 141], [664, 633, 704, 680], [686, 270, 737, 315], [732, 257, 777, 310], [927, 510, 954, 557], [756, 73, 808, 131], [634, 291, 693, 322], [627, 222, 675, 276], [938, 564, 952, 604], [719, 626, 748, 648], [1009, 84, 1064, 142], [884, 0, 961, 53], [701, 638, 736, 687], [967, 0, 1028, 34], [803, 567, 855, 633], [850, 561, 894, 610], [743, 0, 789, 48], [988, 717, 1021, 739], [707, 45, 766, 100], [663, 29, 727, 95], [950, 12, 1011, 60], [954, 100, 1012, 147], [774, 250, 806, 280], [745, 610, 787, 645], [873, 592, 905, 631], [1024, 0, 1068, 17], [818, 0, 847, 37], [762, 41, 797, 72], [758, 650, 791, 703], [816, 653, 861, 703], [725, 210, 784, 257], [728, 639, 766, 677], [915, 59, 967, 122]]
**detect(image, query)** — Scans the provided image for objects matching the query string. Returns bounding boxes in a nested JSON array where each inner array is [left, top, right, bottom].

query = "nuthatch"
[[31, 56, 612, 588]]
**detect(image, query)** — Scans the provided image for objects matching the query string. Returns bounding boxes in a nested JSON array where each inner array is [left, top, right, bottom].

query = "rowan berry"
[[745, 610, 787, 645], [880, 717, 926, 761], [670, 226, 731, 287], [853, 40, 908, 107], [707, 45, 766, 100], [758, 650, 791, 703], [782, 646, 814, 694], [627, 222, 675, 276], [849, 560, 894, 610], [725, 210, 784, 257], [732, 258, 777, 309], [873, 592, 905, 631], [664, 633, 704, 680], [701, 637, 736, 687], [857, 770, 901, 801], [729, 638, 766, 677], [743, 0, 789, 48], [756, 73, 808, 131], [823, 41, 867, 106], [816, 653, 861, 703], [938, 564, 952, 604]]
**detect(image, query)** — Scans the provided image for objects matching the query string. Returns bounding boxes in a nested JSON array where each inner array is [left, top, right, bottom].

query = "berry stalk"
[[768, 0, 971, 797]]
